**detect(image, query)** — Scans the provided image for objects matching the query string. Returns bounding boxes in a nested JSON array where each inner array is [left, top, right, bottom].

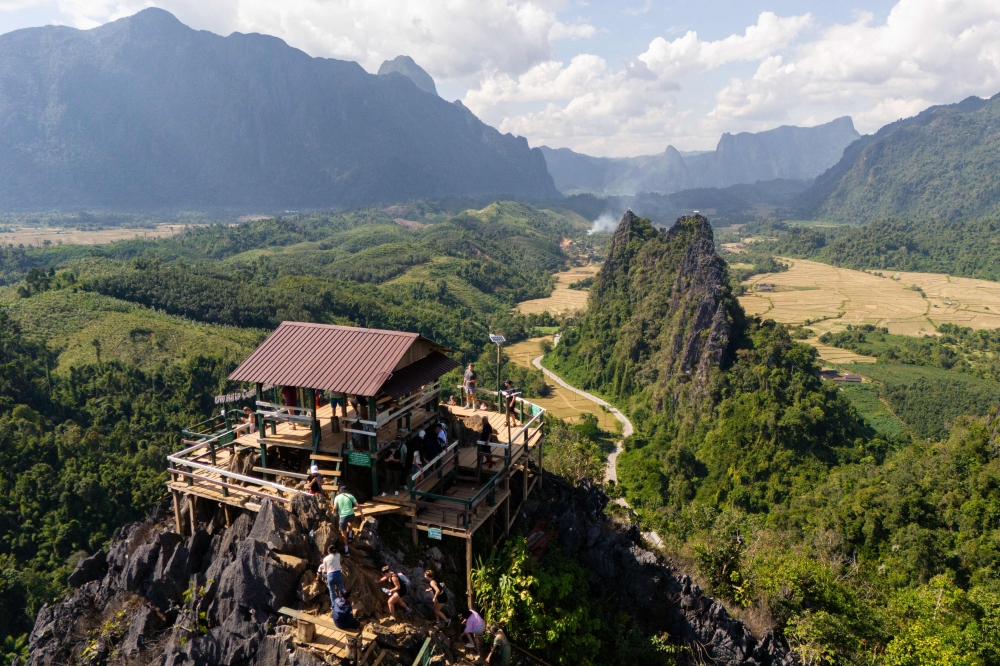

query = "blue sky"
[[2, 1, 997, 156]]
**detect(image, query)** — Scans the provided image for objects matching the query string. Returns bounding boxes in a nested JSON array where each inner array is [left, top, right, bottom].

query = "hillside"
[[0, 9, 557, 210], [802, 93, 1000, 221], [540, 117, 859, 195]]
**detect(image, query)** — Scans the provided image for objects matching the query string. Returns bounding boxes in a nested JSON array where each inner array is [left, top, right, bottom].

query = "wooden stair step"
[[310, 454, 343, 462]]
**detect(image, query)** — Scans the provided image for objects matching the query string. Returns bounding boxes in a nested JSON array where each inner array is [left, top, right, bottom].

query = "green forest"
[[550, 213, 1000, 665], [0, 200, 594, 661]]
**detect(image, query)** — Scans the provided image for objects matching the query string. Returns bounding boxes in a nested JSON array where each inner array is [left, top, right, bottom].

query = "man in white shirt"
[[318, 545, 344, 607]]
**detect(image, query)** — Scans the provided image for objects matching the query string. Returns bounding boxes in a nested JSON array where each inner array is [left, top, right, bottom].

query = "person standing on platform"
[[463, 363, 478, 409], [384, 435, 405, 494], [503, 380, 517, 428]]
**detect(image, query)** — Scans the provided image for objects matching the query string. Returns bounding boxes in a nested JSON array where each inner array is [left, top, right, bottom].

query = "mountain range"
[[0, 9, 556, 210], [799, 93, 1000, 222], [540, 117, 860, 196]]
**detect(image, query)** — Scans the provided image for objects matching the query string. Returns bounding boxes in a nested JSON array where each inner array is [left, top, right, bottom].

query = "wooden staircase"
[[310, 452, 343, 493]]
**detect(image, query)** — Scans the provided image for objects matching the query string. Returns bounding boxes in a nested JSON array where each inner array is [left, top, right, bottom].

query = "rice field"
[[516, 264, 600, 316], [0, 223, 187, 247], [739, 258, 1000, 362], [505, 336, 617, 428]]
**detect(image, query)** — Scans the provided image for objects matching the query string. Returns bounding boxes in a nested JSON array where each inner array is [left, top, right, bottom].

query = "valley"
[[514, 264, 600, 316], [739, 257, 1000, 341]]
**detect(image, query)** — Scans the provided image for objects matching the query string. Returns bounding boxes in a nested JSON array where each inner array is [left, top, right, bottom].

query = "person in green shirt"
[[333, 487, 364, 555], [486, 624, 511, 666]]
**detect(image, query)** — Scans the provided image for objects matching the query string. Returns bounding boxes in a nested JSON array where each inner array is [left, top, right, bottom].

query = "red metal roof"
[[228, 322, 447, 397], [380, 351, 460, 398]]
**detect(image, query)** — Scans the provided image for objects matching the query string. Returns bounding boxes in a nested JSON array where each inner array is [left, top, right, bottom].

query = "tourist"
[[486, 624, 511, 666], [463, 362, 477, 408], [318, 545, 344, 604], [435, 422, 448, 447], [447, 394, 459, 407], [378, 566, 411, 616], [281, 385, 299, 430], [479, 415, 496, 470], [333, 589, 360, 630], [420, 429, 440, 466], [461, 608, 486, 656], [503, 380, 517, 428], [411, 448, 424, 486], [306, 464, 324, 495], [384, 435, 405, 494], [478, 402, 489, 411], [333, 487, 363, 554], [424, 569, 450, 627], [241, 406, 256, 433]]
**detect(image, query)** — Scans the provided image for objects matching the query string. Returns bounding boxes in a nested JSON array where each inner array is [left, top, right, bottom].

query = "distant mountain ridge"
[[800, 93, 1000, 222], [378, 55, 438, 96], [0, 9, 556, 210], [541, 117, 860, 195]]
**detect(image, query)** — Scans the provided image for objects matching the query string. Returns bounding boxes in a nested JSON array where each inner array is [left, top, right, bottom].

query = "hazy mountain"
[[0, 9, 556, 210], [540, 117, 860, 195], [377, 55, 438, 96], [801, 94, 1000, 222]]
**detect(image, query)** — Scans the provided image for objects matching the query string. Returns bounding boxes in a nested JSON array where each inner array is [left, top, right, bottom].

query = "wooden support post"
[[411, 507, 419, 547], [523, 464, 528, 503], [255, 383, 264, 435], [504, 493, 510, 537], [172, 489, 184, 535], [223, 504, 231, 528], [538, 430, 543, 490], [189, 494, 197, 534], [466, 537, 474, 608], [371, 454, 379, 497]]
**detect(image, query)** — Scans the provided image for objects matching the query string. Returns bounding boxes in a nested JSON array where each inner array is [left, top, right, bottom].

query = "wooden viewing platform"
[[166, 322, 546, 604]]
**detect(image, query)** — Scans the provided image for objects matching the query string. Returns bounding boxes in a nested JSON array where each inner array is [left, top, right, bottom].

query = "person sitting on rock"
[[424, 569, 450, 628], [378, 565, 411, 616], [318, 544, 344, 606], [333, 589, 360, 630]]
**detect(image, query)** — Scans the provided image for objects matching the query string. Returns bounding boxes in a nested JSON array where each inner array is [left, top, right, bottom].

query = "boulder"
[[208, 538, 293, 622], [67, 550, 107, 588], [249, 500, 309, 558]]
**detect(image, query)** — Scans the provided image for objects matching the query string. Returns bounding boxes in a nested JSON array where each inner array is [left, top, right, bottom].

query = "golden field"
[[516, 264, 600, 316]]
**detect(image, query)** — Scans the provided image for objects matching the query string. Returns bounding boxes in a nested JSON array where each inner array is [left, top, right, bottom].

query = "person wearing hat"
[[384, 435, 406, 494], [306, 464, 324, 495], [503, 380, 517, 428]]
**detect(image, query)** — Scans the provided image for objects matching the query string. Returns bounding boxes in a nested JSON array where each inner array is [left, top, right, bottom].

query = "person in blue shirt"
[[333, 589, 360, 630]]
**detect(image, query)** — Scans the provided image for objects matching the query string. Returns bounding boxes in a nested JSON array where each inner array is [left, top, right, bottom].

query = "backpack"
[[397, 572, 410, 587]]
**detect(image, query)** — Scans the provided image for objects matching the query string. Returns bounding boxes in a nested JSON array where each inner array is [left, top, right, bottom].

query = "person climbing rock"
[[424, 569, 450, 627], [487, 624, 511, 666], [378, 565, 411, 616], [318, 545, 344, 606], [333, 487, 363, 554], [461, 607, 485, 657], [333, 589, 360, 630]]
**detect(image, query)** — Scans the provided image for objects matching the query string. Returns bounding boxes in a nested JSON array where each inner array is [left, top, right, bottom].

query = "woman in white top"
[[318, 545, 344, 607]]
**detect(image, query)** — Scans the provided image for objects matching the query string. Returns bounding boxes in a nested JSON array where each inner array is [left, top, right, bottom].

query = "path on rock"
[[531, 356, 664, 548]]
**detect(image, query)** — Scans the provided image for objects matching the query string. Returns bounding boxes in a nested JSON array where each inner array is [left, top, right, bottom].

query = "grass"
[[838, 383, 908, 438], [3, 289, 263, 371]]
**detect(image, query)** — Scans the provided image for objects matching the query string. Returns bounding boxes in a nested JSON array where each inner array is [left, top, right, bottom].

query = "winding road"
[[532, 356, 664, 548]]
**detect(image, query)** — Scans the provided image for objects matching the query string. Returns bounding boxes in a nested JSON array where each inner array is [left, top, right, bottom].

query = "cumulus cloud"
[[20, 0, 594, 80], [708, 0, 1000, 133]]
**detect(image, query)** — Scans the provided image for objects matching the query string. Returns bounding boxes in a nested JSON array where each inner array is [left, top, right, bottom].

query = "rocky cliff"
[[21, 468, 795, 666], [551, 211, 743, 417], [540, 117, 859, 196], [0, 9, 557, 210]]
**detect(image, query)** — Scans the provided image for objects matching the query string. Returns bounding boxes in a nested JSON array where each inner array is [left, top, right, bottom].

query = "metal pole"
[[496, 342, 501, 414]]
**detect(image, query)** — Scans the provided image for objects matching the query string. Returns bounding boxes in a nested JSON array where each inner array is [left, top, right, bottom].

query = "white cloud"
[[639, 11, 812, 79], [18, 0, 594, 80], [708, 0, 1000, 133]]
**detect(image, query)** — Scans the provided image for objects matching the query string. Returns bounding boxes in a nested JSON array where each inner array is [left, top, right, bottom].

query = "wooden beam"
[[466, 537, 474, 608], [189, 494, 197, 534], [172, 489, 184, 535]]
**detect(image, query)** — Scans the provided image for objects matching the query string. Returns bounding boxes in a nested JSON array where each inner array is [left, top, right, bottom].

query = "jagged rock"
[[209, 538, 293, 622], [249, 499, 309, 558], [163, 605, 271, 666], [67, 550, 107, 588], [426, 547, 443, 562], [119, 605, 166, 656], [123, 540, 161, 593], [291, 494, 323, 533]]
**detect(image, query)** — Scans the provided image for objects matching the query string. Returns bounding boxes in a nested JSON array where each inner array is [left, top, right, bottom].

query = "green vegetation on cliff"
[[553, 211, 1000, 664]]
